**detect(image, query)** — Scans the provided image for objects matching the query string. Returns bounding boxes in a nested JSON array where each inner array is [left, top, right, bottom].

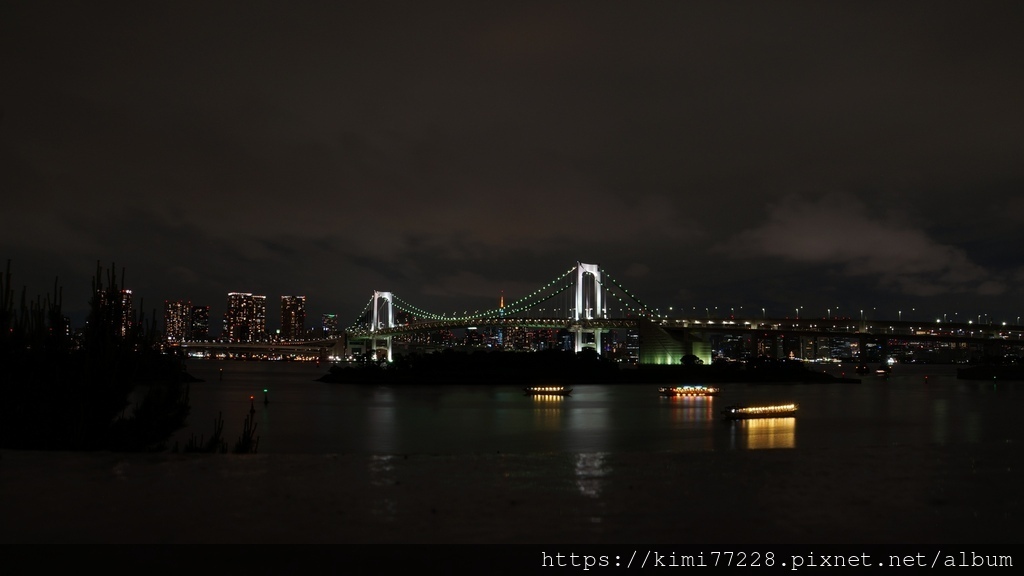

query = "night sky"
[[4, 1, 1024, 331]]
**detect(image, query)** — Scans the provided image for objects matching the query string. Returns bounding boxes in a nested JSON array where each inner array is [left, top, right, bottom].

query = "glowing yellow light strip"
[[735, 404, 797, 414]]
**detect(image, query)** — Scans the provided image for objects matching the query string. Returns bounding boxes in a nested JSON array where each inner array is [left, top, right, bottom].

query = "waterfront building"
[[98, 287, 134, 338], [464, 326, 484, 347], [253, 295, 267, 340], [224, 293, 250, 342], [321, 313, 338, 336], [163, 300, 192, 342], [191, 305, 210, 340], [224, 292, 267, 342], [281, 295, 306, 340], [119, 289, 132, 338]]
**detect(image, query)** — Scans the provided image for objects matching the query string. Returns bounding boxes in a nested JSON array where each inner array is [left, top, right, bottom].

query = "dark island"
[[318, 349, 861, 385]]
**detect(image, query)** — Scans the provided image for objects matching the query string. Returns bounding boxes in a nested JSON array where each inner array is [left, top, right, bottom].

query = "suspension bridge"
[[179, 261, 1024, 366], [339, 261, 1024, 365], [344, 262, 652, 362]]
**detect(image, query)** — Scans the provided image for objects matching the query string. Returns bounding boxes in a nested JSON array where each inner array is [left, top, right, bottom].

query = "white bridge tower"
[[369, 290, 394, 362], [572, 262, 605, 354]]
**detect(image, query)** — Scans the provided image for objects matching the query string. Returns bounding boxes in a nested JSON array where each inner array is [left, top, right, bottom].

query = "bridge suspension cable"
[[600, 267, 655, 317], [345, 295, 375, 331], [347, 263, 655, 334], [387, 265, 577, 322], [493, 265, 575, 317]]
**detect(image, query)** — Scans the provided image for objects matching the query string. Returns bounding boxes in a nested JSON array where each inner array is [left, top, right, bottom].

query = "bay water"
[[171, 360, 1019, 455]]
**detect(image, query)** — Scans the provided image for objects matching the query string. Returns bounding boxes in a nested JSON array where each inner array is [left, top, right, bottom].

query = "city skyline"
[[4, 1, 1024, 332], [7, 254, 1024, 344], [165, 292, 313, 341]]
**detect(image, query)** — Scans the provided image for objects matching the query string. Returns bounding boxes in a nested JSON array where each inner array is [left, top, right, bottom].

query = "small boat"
[[659, 385, 720, 396], [722, 403, 798, 419], [875, 365, 892, 377], [524, 385, 572, 396]]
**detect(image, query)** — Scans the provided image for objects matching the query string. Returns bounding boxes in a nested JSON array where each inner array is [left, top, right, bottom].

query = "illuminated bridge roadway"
[[178, 316, 1024, 363], [178, 261, 1024, 362]]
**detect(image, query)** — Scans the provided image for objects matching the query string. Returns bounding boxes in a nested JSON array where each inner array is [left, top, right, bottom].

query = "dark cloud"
[[3, 1, 1024, 329], [716, 192, 1006, 297]]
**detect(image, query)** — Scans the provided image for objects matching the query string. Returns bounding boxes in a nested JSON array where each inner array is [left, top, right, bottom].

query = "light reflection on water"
[[368, 455, 398, 521], [172, 360, 1022, 455], [367, 388, 397, 454], [574, 452, 609, 499], [532, 406, 563, 430], [728, 418, 796, 450]]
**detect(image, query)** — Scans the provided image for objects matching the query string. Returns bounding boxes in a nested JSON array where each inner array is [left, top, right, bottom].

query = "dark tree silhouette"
[[1, 260, 192, 451]]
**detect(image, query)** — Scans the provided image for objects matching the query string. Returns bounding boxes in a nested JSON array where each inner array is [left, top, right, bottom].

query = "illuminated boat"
[[722, 403, 798, 419], [524, 385, 572, 396], [659, 385, 720, 397]]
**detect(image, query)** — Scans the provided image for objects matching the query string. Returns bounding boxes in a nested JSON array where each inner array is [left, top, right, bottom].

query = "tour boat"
[[658, 385, 720, 397], [721, 403, 798, 419], [524, 385, 572, 396]]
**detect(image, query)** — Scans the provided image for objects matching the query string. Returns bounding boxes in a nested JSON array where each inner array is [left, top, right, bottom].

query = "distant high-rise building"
[[281, 295, 306, 340], [225, 292, 251, 342], [164, 300, 192, 342], [58, 315, 71, 339], [119, 289, 133, 338], [253, 295, 267, 340], [224, 293, 266, 338], [191, 305, 210, 340], [97, 287, 132, 337], [321, 313, 338, 336], [224, 292, 266, 342]]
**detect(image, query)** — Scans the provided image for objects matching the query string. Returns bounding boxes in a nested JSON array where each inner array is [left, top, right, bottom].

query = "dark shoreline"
[[317, 357, 862, 385]]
